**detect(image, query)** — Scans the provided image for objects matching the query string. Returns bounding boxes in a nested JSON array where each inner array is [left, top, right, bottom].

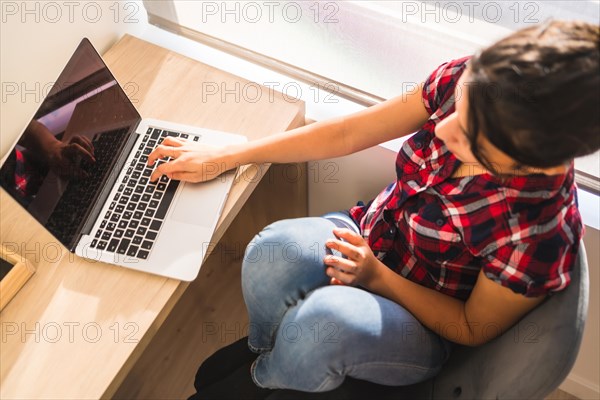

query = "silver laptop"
[[0, 38, 246, 281]]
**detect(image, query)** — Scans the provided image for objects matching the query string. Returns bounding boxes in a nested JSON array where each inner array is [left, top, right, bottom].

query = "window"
[[142, 0, 600, 191]]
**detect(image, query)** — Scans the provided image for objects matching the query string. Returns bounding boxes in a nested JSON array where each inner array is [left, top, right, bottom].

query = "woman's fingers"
[[324, 253, 356, 272], [147, 145, 166, 166], [325, 264, 356, 286], [147, 139, 228, 183], [149, 156, 224, 183], [325, 239, 360, 260], [330, 277, 346, 285], [162, 137, 185, 147], [331, 228, 364, 246], [147, 144, 181, 166], [149, 157, 183, 182], [147, 137, 191, 166]]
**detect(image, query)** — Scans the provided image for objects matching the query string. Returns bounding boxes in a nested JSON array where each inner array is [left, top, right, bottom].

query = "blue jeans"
[[241, 213, 453, 392]]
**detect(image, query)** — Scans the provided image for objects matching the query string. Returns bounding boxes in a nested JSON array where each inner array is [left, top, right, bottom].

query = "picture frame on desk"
[[0, 244, 35, 311]]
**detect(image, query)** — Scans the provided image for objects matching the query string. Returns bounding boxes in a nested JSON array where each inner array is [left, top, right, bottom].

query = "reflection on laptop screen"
[[0, 38, 141, 249]]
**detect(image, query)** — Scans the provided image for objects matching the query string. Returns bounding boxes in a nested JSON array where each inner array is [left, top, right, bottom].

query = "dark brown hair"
[[466, 19, 599, 173]]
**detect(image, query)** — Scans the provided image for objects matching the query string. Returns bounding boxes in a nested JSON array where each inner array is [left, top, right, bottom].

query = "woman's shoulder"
[[441, 165, 583, 252], [444, 167, 583, 298], [422, 55, 471, 118]]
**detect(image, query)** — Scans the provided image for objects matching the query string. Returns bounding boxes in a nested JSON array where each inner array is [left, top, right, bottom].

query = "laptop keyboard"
[[89, 127, 200, 260]]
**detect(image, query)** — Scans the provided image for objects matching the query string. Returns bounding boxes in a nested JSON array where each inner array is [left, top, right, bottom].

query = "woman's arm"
[[232, 83, 430, 164], [324, 228, 546, 347], [149, 84, 430, 182], [370, 266, 546, 346]]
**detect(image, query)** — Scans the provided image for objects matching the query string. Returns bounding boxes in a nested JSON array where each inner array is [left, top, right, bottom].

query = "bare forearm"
[[221, 86, 430, 170], [223, 116, 349, 169]]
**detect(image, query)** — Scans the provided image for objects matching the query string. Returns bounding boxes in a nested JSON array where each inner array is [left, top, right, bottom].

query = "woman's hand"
[[147, 137, 234, 183], [323, 228, 383, 288]]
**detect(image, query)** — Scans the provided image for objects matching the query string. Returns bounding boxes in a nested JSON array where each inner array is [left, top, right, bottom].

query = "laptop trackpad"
[[170, 179, 229, 228]]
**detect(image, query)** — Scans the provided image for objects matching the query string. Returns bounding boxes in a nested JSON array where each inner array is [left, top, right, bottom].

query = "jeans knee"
[[241, 218, 335, 287], [241, 219, 294, 284]]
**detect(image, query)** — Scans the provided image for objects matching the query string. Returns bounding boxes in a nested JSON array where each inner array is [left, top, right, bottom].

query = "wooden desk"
[[0, 35, 306, 399]]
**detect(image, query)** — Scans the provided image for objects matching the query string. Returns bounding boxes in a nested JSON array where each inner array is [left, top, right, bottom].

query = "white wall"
[[0, 0, 148, 158], [307, 146, 397, 216]]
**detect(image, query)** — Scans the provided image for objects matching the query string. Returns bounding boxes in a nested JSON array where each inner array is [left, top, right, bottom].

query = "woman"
[[149, 20, 599, 393]]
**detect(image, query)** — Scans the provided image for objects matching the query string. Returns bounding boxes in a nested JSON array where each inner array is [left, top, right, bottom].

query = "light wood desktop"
[[0, 35, 306, 399]]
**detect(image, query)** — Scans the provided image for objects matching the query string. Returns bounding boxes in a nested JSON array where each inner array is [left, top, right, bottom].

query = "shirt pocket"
[[402, 202, 464, 266]]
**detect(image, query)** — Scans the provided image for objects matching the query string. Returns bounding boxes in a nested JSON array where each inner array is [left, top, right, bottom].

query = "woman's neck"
[[537, 164, 569, 176]]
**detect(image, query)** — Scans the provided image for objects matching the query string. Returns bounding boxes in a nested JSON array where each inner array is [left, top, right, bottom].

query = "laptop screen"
[[0, 38, 141, 249]]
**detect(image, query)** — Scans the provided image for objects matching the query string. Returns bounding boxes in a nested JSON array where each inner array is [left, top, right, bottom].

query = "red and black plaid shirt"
[[349, 56, 583, 300]]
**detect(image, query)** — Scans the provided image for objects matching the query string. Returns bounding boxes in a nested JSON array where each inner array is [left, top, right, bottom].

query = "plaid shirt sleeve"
[[422, 56, 471, 117], [479, 204, 583, 298]]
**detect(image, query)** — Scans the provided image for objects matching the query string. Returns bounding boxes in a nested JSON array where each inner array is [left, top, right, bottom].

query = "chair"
[[266, 243, 589, 400]]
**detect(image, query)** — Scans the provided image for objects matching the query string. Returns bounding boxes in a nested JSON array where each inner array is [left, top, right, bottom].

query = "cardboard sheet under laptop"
[[0, 38, 247, 281]]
